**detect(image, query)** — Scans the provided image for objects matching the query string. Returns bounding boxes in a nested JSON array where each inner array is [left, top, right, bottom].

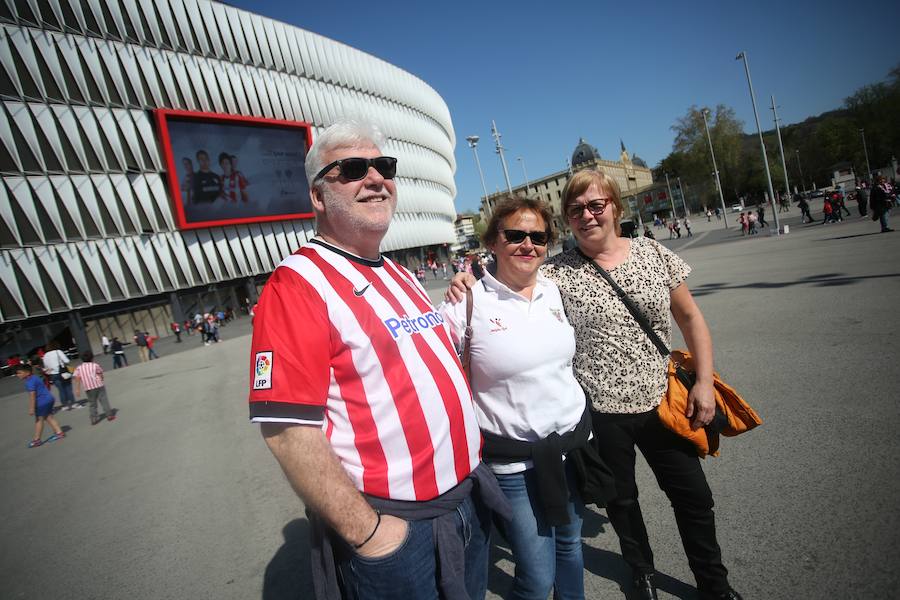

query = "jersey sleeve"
[[248, 266, 331, 425]]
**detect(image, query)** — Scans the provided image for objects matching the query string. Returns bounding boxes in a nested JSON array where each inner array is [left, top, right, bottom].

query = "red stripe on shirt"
[[304, 250, 439, 500], [74, 362, 104, 390], [357, 260, 474, 483], [328, 320, 390, 498]]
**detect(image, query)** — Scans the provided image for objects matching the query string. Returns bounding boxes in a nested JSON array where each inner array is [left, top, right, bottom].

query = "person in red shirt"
[[249, 119, 507, 598]]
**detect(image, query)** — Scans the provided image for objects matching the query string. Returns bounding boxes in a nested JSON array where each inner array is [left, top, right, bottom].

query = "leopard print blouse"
[[541, 237, 691, 414]]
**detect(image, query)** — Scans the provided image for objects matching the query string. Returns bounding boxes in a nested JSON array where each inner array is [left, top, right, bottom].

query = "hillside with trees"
[[654, 64, 899, 210]]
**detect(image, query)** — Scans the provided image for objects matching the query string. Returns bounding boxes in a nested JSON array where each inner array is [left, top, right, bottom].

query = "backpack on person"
[[135, 332, 148, 347]]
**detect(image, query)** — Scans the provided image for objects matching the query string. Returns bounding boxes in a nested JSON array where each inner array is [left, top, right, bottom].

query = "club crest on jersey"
[[384, 311, 445, 340], [253, 351, 273, 390]]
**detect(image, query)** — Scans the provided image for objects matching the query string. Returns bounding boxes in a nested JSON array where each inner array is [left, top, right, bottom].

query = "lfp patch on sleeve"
[[253, 351, 273, 390]]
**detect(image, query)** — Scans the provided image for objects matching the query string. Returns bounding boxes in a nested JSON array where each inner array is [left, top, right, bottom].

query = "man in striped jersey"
[[249, 120, 507, 600]]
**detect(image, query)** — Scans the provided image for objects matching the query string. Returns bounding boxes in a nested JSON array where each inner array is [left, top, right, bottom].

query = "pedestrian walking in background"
[[73, 351, 116, 425], [822, 198, 834, 224], [739, 212, 748, 235], [870, 175, 894, 233], [856, 182, 869, 217], [110, 337, 128, 368], [706, 208, 712, 222], [757, 205, 768, 228], [748, 211, 759, 235], [643, 226, 655, 239], [101, 335, 110, 355], [171, 322, 182, 343], [673, 219, 682, 238], [684, 217, 693, 237], [715, 207, 721, 220], [798, 195, 815, 223], [16, 363, 65, 448], [133, 330, 149, 362], [146, 333, 159, 359], [668, 221, 676, 239], [42, 341, 77, 411]]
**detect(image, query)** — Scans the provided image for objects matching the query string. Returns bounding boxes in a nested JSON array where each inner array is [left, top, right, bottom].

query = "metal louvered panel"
[[0, 4, 460, 323]]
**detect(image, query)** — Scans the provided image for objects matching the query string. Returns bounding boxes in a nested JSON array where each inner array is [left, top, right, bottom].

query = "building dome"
[[632, 154, 648, 168], [572, 138, 601, 167]]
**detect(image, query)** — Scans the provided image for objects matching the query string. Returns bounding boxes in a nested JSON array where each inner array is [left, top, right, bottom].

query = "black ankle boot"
[[632, 573, 658, 600], [699, 588, 743, 600]]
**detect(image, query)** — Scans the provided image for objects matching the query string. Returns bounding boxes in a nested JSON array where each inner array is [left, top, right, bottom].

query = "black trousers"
[[592, 409, 730, 595]]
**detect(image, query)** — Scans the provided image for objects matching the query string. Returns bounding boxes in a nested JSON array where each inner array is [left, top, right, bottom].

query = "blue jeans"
[[495, 464, 585, 600], [338, 493, 490, 600], [51, 373, 75, 407]]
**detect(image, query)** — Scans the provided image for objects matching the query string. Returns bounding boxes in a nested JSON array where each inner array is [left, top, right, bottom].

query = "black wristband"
[[353, 510, 381, 550]]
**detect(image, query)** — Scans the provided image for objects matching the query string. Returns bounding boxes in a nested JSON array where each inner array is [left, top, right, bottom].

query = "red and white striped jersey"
[[248, 239, 481, 501], [74, 361, 104, 391]]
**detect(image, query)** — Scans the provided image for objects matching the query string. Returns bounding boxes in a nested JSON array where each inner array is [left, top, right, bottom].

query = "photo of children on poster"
[[166, 119, 311, 225]]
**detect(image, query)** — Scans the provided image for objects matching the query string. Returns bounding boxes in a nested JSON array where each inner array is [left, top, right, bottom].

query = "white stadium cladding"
[[0, 0, 460, 347]]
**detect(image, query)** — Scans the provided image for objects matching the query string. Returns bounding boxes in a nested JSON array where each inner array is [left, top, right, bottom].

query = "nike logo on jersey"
[[353, 283, 371, 297]]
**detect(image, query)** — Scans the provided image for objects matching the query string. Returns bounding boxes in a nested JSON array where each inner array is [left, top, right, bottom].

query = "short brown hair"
[[561, 169, 624, 235], [482, 196, 557, 248]]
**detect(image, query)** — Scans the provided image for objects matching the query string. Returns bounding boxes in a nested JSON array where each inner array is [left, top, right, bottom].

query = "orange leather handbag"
[[657, 350, 762, 457]]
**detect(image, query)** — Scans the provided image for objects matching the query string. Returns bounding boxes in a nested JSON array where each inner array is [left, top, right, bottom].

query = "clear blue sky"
[[230, 0, 898, 212]]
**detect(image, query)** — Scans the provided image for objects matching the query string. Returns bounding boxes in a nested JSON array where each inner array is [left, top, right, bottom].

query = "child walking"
[[73, 351, 116, 425], [15, 364, 65, 448]]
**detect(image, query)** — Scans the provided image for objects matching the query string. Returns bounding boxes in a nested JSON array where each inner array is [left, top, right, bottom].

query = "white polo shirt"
[[441, 268, 586, 474]]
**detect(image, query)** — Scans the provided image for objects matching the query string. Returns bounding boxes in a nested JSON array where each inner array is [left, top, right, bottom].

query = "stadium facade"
[[0, 0, 459, 358]]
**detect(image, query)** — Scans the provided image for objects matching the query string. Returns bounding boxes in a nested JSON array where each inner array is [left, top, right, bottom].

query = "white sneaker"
[[204, 342, 210, 346], [63, 406, 72, 411], [73, 404, 84, 409]]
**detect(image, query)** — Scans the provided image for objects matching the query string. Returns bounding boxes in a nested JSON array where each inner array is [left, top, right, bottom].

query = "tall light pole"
[[465, 135, 490, 216], [676, 176, 689, 216], [860, 129, 872, 179], [795, 150, 806, 192], [770, 95, 791, 204], [516, 156, 530, 194], [700, 108, 728, 227], [491, 119, 513, 194], [736, 51, 780, 233], [664, 172, 677, 218]]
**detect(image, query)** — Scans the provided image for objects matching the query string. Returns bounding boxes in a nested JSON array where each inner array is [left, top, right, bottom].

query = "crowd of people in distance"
[[792, 175, 897, 233]]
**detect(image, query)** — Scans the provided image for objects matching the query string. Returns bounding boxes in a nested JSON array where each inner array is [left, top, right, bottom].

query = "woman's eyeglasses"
[[314, 156, 398, 182], [565, 199, 608, 220], [502, 229, 549, 246]]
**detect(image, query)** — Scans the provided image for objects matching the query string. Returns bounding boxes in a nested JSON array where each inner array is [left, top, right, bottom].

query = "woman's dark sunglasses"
[[502, 229, 549, 246], [314, 156, 398, 182]]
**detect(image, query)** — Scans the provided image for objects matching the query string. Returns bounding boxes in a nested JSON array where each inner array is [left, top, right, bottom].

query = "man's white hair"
[[305, 119, 386, 188]]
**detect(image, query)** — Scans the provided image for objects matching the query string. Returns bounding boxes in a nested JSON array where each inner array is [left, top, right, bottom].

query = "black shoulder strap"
[[576, 248, 670, 358], [461, 287, 474, 378]]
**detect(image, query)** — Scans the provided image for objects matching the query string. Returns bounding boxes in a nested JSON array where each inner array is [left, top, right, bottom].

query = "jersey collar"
[[309, 237, 384, 267]]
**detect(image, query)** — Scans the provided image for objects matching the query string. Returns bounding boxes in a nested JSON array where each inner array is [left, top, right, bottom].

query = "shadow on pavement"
[[691, 273, 900, 297], [264, 519, 314, 600], [820, 232, 884, 240]]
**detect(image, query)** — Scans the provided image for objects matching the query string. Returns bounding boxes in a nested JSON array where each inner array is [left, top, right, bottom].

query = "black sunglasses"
[[502, 229, 549, 246], [314, 156, 397, 182]]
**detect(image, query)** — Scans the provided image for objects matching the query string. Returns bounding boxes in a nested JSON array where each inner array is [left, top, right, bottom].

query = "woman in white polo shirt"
[[441, 196, 596, 600]]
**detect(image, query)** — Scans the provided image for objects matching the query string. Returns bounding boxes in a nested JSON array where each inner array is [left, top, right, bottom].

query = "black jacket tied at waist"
[[480, 408, 615, 527]]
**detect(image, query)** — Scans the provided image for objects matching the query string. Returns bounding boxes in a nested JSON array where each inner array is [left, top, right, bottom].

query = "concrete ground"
[[1, 203, 898, 599]]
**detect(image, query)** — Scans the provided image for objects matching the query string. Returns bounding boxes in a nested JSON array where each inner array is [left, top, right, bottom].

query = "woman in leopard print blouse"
[[546, 169, 741, 600]]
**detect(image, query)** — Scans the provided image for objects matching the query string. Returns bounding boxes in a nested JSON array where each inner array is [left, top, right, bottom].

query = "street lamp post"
[[770, 95, 791, 202], [516, 156, 530, 194], [677, 176, 689, 217], [664, 172, 677, 218], [466, 135, 490, 216], [860, 129, 872, 179], [795, 150, 805, 192], [491, 119, 514, 194], [700, 108, 729, 227], [736, 51, 780, 234]]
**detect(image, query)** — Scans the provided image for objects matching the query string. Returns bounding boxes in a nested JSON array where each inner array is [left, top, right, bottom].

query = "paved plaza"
[[1, 206, 899, 599]]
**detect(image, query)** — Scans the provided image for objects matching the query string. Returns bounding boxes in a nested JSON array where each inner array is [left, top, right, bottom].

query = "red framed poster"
[[154, 109, 314, 230]]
